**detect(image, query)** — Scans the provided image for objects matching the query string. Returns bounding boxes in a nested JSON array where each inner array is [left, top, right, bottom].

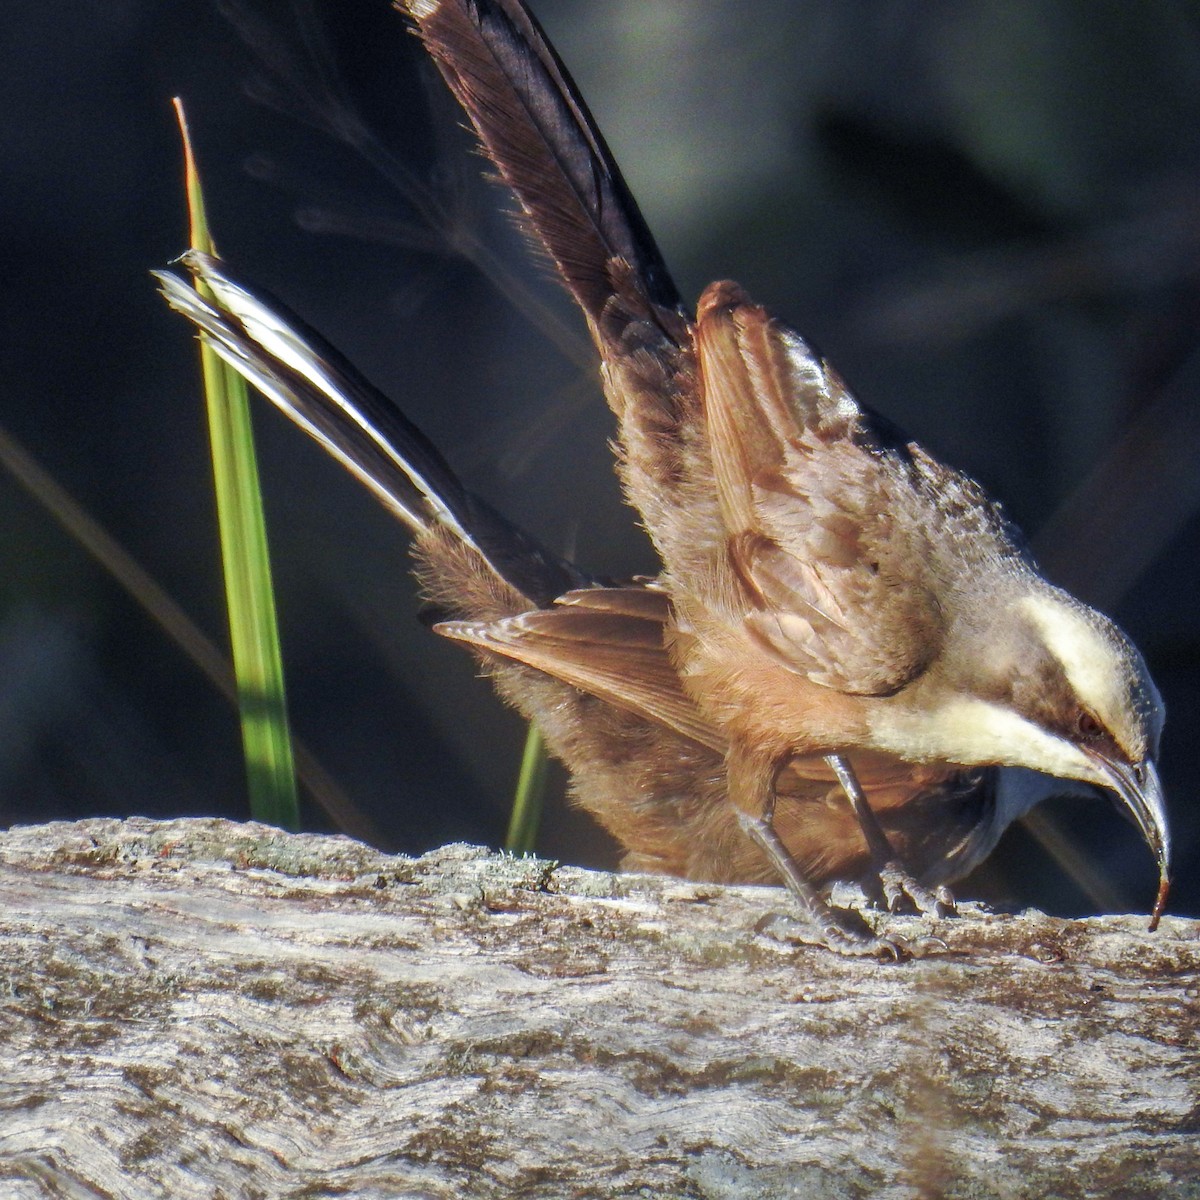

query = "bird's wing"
[[156, 251, 584, 608], [400, 0, 716, 566], [436, 586, 725, 752], [400, 0, 680, 325], [695, 282, 945, 696]]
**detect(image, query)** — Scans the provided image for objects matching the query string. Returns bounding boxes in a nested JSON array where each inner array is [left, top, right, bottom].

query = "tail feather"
[[401, 0, 681, 326], [155, 250, 584, 607]]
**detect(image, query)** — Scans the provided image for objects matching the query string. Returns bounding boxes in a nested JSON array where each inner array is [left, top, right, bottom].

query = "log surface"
[[0, 816, 1196, 1199]]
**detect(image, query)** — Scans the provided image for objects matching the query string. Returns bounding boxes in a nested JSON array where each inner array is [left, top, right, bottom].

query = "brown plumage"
[[157, 0, 1169, 955], [399, 0, 1168, 944]]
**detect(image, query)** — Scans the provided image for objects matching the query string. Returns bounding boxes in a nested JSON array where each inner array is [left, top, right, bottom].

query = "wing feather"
[[436, 589, 724, 751], [401, 0, 680, 323], [695, 283, 944, 695]]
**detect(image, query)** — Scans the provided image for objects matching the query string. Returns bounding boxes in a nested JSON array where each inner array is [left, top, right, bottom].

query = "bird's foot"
[[869, 862, 955, 917], [733, 803, 944, 959], [756, 909, 907, 960]]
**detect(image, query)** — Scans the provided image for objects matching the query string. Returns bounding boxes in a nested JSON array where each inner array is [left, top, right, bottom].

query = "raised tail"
[[399, 0, 682, 330], [154, 250, 585, 610], [155, 251, 717, 750]]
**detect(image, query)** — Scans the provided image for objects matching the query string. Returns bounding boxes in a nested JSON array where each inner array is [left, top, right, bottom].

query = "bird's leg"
[[824, 754, 955, 917], [728, 747, 904, 958]]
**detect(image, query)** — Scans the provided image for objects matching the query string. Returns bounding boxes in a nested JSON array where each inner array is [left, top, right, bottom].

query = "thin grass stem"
[[505, 723, 548, 856], [174, 98, 300, 831]]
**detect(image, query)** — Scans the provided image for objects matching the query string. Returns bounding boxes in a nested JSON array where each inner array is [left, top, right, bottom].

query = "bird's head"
[[870, 582, 1169, 921]]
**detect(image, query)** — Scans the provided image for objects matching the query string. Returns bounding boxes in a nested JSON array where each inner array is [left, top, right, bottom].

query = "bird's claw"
[[875, 862, 956, 917], [756, 910, 908, 960]]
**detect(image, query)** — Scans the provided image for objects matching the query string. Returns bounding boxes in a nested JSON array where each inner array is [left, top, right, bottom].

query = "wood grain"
[[0, 816, 1195, 1197]]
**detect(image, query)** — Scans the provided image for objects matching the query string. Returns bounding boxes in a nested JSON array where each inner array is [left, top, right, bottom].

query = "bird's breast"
[[667, 600, 871, 756]]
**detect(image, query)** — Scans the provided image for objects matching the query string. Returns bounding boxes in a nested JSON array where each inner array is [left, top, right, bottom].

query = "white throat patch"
[[870, 695, 1102, 782]]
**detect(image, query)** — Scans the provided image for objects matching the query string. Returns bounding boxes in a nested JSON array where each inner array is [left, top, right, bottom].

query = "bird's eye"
[[1076, 710, 1104, 740]]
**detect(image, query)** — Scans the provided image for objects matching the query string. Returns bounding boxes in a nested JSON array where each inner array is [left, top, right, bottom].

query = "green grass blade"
[[505, 722, 548, 855], [173, 98, 300, 830]]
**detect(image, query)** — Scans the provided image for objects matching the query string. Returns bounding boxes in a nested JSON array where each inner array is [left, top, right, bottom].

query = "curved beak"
[[1085, 751, 1171, 930]]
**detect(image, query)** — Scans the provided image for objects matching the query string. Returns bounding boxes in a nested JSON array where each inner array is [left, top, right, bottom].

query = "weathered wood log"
[[0, 816, 1195, 1198]]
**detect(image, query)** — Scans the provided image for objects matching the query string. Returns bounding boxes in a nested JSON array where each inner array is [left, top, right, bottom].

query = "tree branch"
[[0, 816, 1195, 1196]]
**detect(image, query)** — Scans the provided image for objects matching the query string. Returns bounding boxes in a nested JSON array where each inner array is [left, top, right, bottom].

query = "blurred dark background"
[[3, 0, 1198, 918]]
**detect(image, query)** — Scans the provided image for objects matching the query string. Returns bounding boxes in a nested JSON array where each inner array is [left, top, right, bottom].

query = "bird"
[[395, 0, 1171, 940], [158, 251, 1014, 951], [157, 0, 1171, 955]]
